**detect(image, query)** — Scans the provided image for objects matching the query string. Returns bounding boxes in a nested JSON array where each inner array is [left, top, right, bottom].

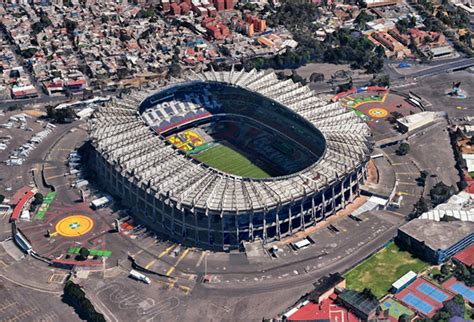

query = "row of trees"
[[29, 193, 44, 212], [432, 294, 468, 321], [409, 181, 456, 220], [63, 281, 106, 322], [46, 105, 76, 123]]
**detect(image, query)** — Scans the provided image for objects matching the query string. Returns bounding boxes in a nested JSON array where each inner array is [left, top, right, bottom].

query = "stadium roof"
[[89, 68, 372, 213]]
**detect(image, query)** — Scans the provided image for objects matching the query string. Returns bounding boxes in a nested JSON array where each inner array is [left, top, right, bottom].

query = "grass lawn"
[[344, 242, 429, 299], [193, 143, 270, 178]]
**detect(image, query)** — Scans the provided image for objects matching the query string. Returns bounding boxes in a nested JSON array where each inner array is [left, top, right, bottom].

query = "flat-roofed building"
[[310, 273, 346, 304], [391, 271, 417, 293], [396, 191, 474, 264]]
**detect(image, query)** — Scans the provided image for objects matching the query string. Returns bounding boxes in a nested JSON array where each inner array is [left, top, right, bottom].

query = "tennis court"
[[450, 282, 474, 302], [443, 278, 474, 303], [417, 282, 449, 302], [395, 278, 453, 317], [401, 294, 433, 315]]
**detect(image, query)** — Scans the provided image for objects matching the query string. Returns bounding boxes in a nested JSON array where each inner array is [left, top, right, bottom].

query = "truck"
[[129, 269, 151, 284]]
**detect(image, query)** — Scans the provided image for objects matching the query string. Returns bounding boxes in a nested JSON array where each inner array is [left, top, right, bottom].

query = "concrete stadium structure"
[[88, 68, 373, 250]]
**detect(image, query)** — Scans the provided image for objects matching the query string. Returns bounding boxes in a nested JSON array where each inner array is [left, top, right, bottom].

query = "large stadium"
[[88, 68, 373, 250]]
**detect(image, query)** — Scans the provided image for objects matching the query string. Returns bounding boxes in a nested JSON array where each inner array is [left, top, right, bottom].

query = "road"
[[387, 57, 474, 79], [0, 89, 119, 111], [194, 224, 399, 296]]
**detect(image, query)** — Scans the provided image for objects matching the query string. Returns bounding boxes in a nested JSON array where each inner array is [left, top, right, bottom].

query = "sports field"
[[194, 144, 270, 178], [344, 242, 429, 299], [381, 298, 414, 320]]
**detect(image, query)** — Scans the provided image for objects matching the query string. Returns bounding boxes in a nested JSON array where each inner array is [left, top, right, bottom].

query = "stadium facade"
[[89, 68, 373, 249]]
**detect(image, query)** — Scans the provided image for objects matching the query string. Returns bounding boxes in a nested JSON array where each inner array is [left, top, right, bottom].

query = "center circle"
[[55, 215, 94, 237]]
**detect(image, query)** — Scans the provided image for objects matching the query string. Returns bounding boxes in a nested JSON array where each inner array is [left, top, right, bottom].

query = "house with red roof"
[[453, 243, 474, 268]]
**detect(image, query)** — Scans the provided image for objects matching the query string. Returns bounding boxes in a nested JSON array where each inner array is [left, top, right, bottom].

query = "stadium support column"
[[221, 212, 225, 248], [321, 192, 326, 220], [331, 184, 336, 216], [299, 199, 305, 231], [288, 208, 293, 235], [275, 212, 281, 240], [207, 213, 211, 246], [311, 196, 317, 225], [235, 215, 239, 245], [249, 211, 254, 242], [194, 209, 199, 244], [340, 180, 346, 207], [171, 205, 176, 233], [262, 209, 267, 242], [349, 175, 354, 202]]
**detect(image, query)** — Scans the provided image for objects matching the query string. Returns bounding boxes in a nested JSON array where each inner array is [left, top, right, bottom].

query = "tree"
[[78, 247, 90, 261], [362, 288, 376, 300], [375, 45, 385, 58], [0, 194, 5, 204], [441, 263, 450, 276], [33, 193, 44, 205], [453, 294, 465, 306], [398, 314, 411, 322], [168, 62, 182, 78], [430, 182, 456, 206], [45, 106, 76, 123], [375, 305, 382, 316], [63, 281, 106, 322], [354, 10, 375, 29], [396, 142, 410, 156], [411, 197, 430, 219], [291, 70, 305, 84], [417, 170, 430, 186], [65, 19, 78, 34], [309, 72, 324, 82]]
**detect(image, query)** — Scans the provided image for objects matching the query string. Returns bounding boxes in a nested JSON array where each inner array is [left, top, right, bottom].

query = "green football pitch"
[[193, 144, 271, 178]]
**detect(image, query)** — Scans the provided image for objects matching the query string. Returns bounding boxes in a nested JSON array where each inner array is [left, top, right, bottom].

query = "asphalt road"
[[388, 57, 474, 79]]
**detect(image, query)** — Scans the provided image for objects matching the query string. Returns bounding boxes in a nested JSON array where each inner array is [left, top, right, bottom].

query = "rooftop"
[[453, 243, 474, 266], [337, 289, 379, 317], [286, 296, 359, 322], [311, 273, 345, 298], [399, 219, 474, 251]]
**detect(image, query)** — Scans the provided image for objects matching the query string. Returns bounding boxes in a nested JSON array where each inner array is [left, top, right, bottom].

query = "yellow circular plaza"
[[55, 215, 94, 237], [368, 108, 389, 118]]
